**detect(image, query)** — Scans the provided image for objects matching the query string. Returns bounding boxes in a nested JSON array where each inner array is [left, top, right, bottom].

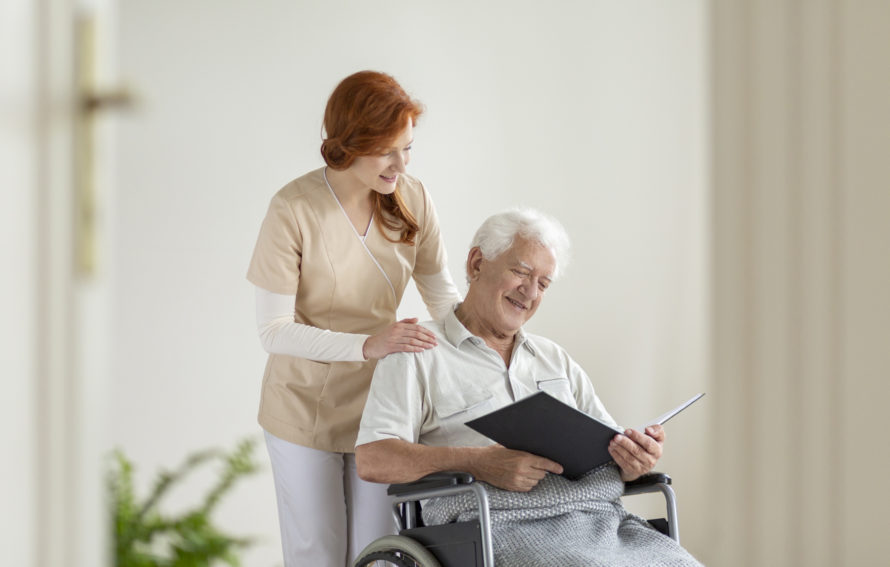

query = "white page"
[[634, 393, 705, 432]]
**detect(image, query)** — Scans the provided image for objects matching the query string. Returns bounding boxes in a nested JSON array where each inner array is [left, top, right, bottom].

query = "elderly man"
[[355, 209, 702, 566]]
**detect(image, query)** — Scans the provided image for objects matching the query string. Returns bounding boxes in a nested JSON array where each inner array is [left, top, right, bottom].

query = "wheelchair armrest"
[[623, 471, 672, 496], [387, 471, 476, 497], [622, 472, 680, 543]]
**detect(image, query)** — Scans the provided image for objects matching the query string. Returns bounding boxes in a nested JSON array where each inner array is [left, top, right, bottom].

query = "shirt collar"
[[443, 304, 536, 356], [443, 305, 475, 347]]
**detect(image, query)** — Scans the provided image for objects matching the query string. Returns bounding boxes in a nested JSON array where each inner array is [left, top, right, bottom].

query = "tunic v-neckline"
[[323, 168, 396, 300], [323, 168, 374, 241]]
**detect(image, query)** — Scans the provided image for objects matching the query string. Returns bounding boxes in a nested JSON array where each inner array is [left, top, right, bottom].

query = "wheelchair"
[[353, 470, 680, 567]]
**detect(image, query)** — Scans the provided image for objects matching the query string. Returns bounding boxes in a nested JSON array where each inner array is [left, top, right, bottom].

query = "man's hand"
[[470, 445, 564, 492], [608, 425, 665, 482], [356, 440, 562, 493]]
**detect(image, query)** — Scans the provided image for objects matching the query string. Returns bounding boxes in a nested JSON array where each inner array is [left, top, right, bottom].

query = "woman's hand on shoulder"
[[362, 318, 438, 359]]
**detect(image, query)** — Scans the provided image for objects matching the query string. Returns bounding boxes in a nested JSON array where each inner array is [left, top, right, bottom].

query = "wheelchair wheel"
[[353, 535, 442, 567]]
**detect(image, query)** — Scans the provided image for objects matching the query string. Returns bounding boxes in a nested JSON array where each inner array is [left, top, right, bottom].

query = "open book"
[[465, 392, 704, 480]]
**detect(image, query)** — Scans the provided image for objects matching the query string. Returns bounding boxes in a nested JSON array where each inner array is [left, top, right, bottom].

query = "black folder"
[[465, 391, 704, 480]]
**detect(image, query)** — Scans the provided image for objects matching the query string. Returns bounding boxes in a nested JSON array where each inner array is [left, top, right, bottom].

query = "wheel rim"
[[353, 535, 442, 567]]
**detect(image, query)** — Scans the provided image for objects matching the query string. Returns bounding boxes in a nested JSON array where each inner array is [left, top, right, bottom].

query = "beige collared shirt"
[[356, 307, 617, 449], [247, 167, 449, 452]]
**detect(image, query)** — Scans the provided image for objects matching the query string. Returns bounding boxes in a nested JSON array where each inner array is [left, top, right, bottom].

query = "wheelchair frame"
[[354, 470, 680, 567]]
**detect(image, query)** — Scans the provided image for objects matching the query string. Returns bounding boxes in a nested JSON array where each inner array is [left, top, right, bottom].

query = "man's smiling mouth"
[[506, 297, 527, 310]]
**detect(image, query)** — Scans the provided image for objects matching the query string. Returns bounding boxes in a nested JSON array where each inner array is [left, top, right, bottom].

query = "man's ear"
[[466, 247, 484, 281]]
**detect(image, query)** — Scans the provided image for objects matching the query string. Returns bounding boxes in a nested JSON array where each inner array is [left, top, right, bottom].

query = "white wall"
[[110, 1, 707, 564]]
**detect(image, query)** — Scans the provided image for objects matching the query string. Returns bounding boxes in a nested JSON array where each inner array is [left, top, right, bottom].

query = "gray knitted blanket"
[[422, 464, 703, 567]]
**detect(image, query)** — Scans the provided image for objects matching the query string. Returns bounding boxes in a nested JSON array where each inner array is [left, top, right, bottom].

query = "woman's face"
[[347, 121, 414, 195]]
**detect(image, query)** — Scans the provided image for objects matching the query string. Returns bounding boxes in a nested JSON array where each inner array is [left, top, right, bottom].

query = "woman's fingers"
[[393, 321, 437, 346], [364, 319, 439, 358], [402, 331, 437, 347]]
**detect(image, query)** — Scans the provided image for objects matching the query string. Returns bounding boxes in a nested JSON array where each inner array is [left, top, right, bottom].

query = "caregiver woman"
[[247, 71, 460, 567]]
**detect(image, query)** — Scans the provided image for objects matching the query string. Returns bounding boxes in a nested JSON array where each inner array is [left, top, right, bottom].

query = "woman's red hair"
[[320, 71, 423, 245]]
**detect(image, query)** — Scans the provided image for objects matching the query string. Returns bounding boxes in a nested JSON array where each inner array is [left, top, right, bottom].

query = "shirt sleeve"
[[247, 192, 302, 294], [356, 351, 426, 447], [413, 268, 462, 321], [255, 287, 368, 362], [567, 357, 620, 429]]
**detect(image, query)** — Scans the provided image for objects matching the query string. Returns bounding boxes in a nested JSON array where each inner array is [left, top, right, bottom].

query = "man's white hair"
[[469, 208, 571, 281]]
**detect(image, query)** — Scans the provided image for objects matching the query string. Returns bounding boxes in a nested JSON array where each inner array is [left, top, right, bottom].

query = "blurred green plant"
[[108, 438, 261, 567]]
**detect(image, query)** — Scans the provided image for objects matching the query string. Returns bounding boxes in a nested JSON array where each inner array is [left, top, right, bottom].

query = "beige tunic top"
[[247, 167, 448, 452]]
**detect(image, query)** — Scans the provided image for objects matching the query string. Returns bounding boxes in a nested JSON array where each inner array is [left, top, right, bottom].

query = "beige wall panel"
[[713, 0, 890, 565], [839, 1, 890, 564]]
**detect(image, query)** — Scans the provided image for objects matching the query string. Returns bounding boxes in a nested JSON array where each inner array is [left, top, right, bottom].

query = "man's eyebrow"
[[516, 261, 552, 279]]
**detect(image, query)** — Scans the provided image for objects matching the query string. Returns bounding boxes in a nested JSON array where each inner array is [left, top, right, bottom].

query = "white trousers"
[[264, 431, 395, 567]]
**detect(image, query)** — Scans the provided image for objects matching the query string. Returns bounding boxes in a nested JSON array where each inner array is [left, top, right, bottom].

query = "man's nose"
[[519, 279, 539, 301]]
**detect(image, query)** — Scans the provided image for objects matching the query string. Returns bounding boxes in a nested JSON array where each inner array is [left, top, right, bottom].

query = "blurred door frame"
[[2, 0, 115, 565]]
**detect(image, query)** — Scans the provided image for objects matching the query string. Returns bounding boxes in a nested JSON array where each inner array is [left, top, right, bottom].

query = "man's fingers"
[[608, 441, 632, 465], [612, 438, 656, 467], [532, 457, 564, 475], [645, 424, 666, 442], [610, 429, 663, 482], [610, 444, 648, 474], [612, 431, 644, 458], [610, 437, 648, 465], [622, 429, 660, 455], [483, 448, 564, 490]]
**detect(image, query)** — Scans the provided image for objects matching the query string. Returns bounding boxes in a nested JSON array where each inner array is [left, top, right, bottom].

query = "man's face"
[[469, 236, 556, 336]]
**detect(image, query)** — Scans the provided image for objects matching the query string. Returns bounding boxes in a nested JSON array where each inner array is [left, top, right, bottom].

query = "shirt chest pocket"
[[434, 391, 497, 439], [534, 377, 576, 408]]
